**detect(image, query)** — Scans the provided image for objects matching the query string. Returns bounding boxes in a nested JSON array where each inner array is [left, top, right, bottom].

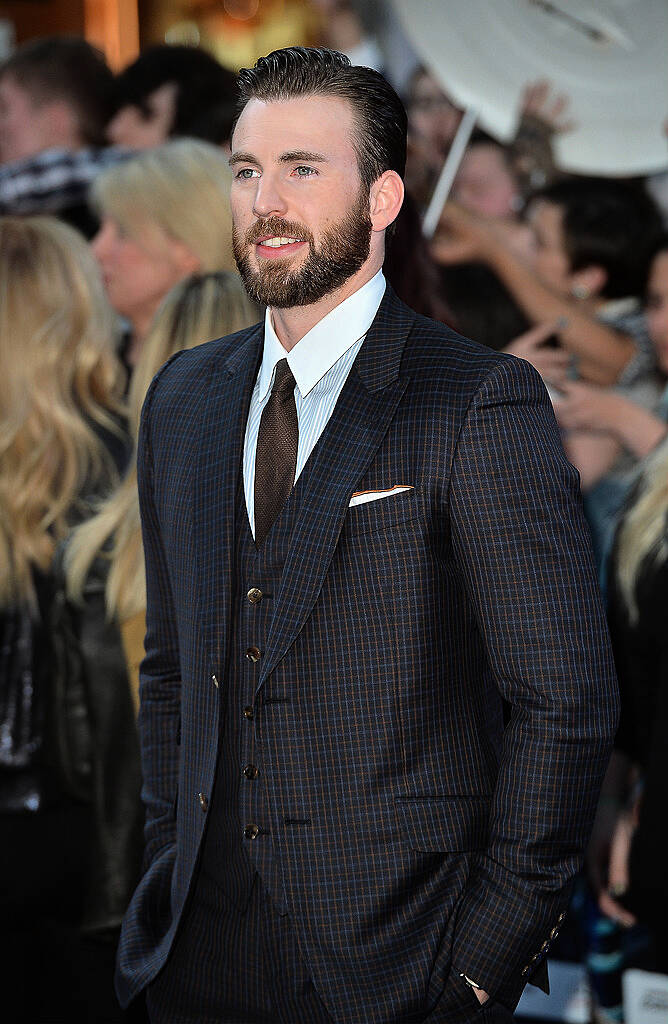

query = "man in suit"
[[117, 47, 619, 1023]]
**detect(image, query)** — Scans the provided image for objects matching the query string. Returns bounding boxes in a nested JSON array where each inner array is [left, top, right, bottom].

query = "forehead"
[[232, 94, 357, 162], [460, 144, 509, 177]]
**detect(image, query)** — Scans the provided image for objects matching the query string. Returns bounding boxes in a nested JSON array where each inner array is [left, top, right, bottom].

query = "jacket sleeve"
[[136, 371, 182, 871], [447, 355, 619, 1009]]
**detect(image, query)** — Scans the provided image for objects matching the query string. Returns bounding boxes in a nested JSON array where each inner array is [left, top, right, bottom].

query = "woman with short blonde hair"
[[91, 138, 238, 364]]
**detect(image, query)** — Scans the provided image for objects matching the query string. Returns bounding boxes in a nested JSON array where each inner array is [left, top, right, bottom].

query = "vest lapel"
[[194, 324, 263, 672], [258, 287, 414, 691]]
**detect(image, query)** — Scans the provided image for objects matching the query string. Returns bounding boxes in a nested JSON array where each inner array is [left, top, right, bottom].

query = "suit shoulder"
[[403, 310, 517, 387], [144, 320, 262, 411]]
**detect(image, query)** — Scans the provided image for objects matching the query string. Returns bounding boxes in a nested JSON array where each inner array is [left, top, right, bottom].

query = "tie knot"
[[273, 358, 296, 399]]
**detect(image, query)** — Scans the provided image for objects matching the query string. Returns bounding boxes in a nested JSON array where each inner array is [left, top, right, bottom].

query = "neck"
[[270, 260, 382, 352], [128, 303, 161, 362]]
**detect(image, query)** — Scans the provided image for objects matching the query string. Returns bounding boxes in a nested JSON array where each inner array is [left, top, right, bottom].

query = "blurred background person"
[[66, 270, 258, 709], [0, 36, 126, 234], [434, 178, 663, 387], [91, 138, 243, 370], [603, 272, 668, 961], [0, 215, 128, 1023], [0, 35, 113, 165], [404, 64, 462, 208], [107, 44, 239, 153]]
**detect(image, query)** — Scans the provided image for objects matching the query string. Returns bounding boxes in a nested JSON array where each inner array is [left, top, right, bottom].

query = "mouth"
[[255, 235, 307, 259]]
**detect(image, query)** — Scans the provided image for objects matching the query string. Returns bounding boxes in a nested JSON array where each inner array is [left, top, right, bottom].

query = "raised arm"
[[433, 202, 637, 386]]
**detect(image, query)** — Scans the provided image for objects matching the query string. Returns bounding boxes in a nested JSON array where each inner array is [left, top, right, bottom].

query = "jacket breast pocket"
[[343, 487, 417, 538], [395, 795, 490, 854]]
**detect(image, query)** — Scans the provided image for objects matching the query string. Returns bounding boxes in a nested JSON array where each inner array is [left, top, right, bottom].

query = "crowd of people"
[[0, 20, 666, 1024]]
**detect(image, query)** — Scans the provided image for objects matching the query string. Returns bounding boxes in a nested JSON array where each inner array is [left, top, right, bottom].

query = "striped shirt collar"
[[258, 269, 386, 401]]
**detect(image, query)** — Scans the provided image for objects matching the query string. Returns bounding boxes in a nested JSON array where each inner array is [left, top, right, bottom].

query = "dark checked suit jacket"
[[116, 285, 618, 1022]]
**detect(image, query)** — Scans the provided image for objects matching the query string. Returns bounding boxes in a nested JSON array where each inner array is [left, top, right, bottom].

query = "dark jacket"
[[118, 286, 619, 1021]]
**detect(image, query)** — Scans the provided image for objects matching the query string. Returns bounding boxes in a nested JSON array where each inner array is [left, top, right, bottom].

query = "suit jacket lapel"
[[258, 287, 414, 691], [195, 323, 263, 671]]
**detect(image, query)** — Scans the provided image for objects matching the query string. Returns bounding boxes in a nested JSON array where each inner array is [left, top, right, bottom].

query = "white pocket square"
[[348, 485, 414, 508]]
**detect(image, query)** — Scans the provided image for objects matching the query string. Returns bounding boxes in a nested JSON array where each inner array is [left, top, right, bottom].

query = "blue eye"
[[236, 167, 259, 179], [294, 166, 316, 177]]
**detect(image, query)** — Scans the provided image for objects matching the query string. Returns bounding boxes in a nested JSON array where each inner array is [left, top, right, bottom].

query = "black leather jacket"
[[0, 558, 144, 935]]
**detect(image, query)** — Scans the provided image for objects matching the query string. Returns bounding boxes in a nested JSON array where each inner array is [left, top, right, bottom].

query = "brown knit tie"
[[254, 358, 298, 545]]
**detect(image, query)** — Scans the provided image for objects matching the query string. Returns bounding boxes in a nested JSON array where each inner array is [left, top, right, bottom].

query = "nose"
[[252, 172, 288, 219], [91, 221, 113, 263]]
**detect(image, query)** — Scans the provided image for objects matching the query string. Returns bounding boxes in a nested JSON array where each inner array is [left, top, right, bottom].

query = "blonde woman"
[[66, 270, 259, 705], [0, 216, 127, 1022], [91, 138, 238, 367], [592, 238, 668, 970]]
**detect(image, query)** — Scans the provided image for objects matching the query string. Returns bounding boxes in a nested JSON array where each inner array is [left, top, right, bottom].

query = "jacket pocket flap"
[[395, 795, 490, 853]]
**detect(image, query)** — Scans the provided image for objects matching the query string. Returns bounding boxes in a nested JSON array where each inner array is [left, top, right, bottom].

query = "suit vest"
[[200, 464, 311, 914]]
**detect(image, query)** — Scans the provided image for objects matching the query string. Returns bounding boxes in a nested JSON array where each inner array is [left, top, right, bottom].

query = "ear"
[[570, 264, 607, 301], [170, 239, 202, 275], [369, 170, 405, 233]]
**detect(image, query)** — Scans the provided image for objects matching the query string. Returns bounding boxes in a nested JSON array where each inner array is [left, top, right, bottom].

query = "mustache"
[[243, 216, 314, 246]]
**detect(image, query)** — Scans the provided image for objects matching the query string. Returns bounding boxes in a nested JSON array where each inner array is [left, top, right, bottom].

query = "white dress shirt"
[[243, 269, 386, 538]]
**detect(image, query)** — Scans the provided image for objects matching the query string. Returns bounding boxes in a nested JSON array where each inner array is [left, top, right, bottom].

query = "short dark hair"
[[113, 45, 239, 145], [0, 36, 115, 147], [235, 46, 407, 189], [534, 177, 664, 300]]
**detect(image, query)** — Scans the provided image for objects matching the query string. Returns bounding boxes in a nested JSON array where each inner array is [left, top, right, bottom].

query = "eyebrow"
[[229, 149, 329, 167]]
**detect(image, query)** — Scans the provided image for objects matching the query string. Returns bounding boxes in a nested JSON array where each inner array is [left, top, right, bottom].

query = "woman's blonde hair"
[[66, 271, 258, 620], [91, 138, 237, 273], [615, 437, 668, 621], [0, 216, 124, 610]]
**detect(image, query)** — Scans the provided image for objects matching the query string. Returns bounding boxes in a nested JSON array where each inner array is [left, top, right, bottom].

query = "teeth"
[[261, 236, 301, 247]]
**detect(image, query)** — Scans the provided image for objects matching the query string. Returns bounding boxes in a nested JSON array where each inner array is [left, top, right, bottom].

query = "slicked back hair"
[[234, 46, 407, 191]]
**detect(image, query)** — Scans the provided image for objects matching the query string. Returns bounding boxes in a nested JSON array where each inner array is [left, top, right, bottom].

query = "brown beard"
[[232, 190, 373, 308]]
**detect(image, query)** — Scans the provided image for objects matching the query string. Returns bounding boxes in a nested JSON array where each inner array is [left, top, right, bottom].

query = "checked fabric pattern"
[[117, 285, 619, 1023]]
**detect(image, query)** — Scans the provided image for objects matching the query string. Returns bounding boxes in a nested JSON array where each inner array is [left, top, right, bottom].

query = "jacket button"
[[243, 705, 254, 720], [243, 763, 259, 780], [211, 674, 219, 688], [245, 646, 261, 662], [198, 792, 208, 812], [243, 823, 260, 840], [247, 588, 263, 604]]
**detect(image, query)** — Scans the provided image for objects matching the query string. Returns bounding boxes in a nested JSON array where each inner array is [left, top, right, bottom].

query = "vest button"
[[198, 792, 208, 812], [245, 646, 261, 662], [243, 763, 259, 780], [211, 673, 219, 688], [243, 705, 254, 720], [243, 823, 260, 840], [247, 587, 263, 604]]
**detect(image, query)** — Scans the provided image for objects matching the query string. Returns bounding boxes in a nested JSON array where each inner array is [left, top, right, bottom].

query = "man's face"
[[229, 94, 373, 309], [106, 83, 177, 149], [0, 74, 54, 164]]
